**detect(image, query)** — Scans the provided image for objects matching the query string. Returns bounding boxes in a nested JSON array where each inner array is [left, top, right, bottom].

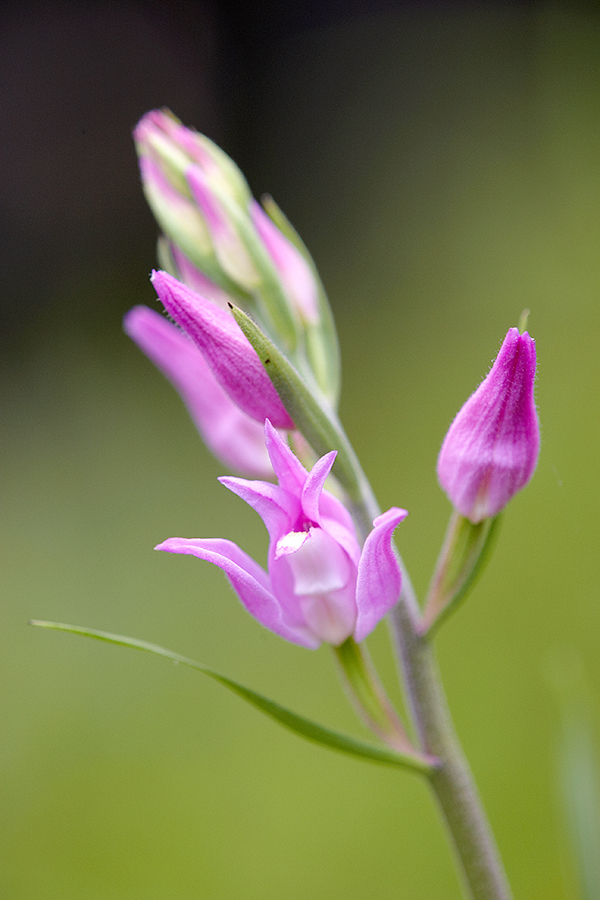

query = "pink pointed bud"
[[134, 110, 256, 288], [123, 306, 276, 478], [250, 201, 320, 324], [156, 421, 407, 648], [437, 327, 540, 523], [135, 110, 341, 395], [134, 109, 250, 208], [137, 154, 212, 261], [151, 270, 295, 430]]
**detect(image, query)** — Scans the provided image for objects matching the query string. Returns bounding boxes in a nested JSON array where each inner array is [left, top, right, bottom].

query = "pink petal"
[[170, 244, 234, 309], [251, 201, 320, 323], [218, 476, 297, 542], [186, 165, 260, 290], [319, 516, 362, 570], [353, 507, 408, 643], [301, 451, 337, 524], [285, 527, 351, 595], [156, 537, 318, 648], [264, 419, 308, 495]]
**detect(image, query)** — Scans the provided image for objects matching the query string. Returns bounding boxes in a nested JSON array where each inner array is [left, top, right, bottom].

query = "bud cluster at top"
[[134, 109, 339, 402]]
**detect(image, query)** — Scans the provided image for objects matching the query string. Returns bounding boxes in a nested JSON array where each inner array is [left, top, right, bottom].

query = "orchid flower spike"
[[123, 306, 276, 478], [437, 327, 540, 523], [157, 421, 407, 648]]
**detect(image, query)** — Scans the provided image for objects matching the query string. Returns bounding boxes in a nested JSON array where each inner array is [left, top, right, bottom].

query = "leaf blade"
[[29, 620, 433, 773]]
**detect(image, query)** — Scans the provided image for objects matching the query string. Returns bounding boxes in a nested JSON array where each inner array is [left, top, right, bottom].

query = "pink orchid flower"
[[437, 327, 540, 522], [123, 305, 275, 478], [157, 421, 407, 648]]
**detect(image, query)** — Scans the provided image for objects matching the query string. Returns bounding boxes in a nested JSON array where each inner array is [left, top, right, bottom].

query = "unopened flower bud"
[[186, 164, 261, 291], [151, 270, 295, 430], [123, 305, 276, 477], [437, 328, 540, 523], [250, 201, 319, 324], [160, 238, 237, 310]]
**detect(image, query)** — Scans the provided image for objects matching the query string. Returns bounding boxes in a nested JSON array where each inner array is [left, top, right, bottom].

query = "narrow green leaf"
[[29, 620, 433, 773]]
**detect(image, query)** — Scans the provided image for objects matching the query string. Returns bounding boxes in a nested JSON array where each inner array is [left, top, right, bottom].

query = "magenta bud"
[[437, 328, 540, 522], [151, 270, 295, 430], [123, 305, 277, 477]]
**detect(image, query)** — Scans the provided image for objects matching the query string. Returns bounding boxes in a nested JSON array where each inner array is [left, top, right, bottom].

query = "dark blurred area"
[[0, 0, 553, 347], [0, 0, 414, 349]]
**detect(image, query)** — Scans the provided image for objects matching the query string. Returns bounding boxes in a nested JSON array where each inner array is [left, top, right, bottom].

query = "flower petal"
[[187, 165, 261, 290], [169, 244, 235, 309], [264, 419, 308, 495], [218, 476, 297, 542], [301, 450, 337, 524], [156, 537, 318, 648], [286, 527, 351, 596], [251, 200, 320, 324], [354, 507, 408, 643]]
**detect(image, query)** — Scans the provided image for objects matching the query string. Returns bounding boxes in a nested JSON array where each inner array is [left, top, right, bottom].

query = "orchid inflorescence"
[[127, 109, 539, 655]]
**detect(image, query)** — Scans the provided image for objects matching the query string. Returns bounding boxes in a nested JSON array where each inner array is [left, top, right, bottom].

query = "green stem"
[[420, 511, 500, 637], [336, 446, 514, 899], [389, 599, 513, 900], [333, 637, 433, 766]]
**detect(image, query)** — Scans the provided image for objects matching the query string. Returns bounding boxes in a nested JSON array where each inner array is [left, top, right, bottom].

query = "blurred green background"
[[2, 2, 600, 898]]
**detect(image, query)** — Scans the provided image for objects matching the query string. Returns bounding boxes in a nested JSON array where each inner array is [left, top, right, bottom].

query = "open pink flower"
[[437, 327, 540, 522], [156, 421, 407, 647], [123, 306, 274, 478]]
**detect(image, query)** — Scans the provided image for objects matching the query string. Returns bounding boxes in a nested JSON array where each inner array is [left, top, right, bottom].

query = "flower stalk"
[[420, 511, 500, 636], [333, 637, 429, 763], [389, 596, 514, 900]]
